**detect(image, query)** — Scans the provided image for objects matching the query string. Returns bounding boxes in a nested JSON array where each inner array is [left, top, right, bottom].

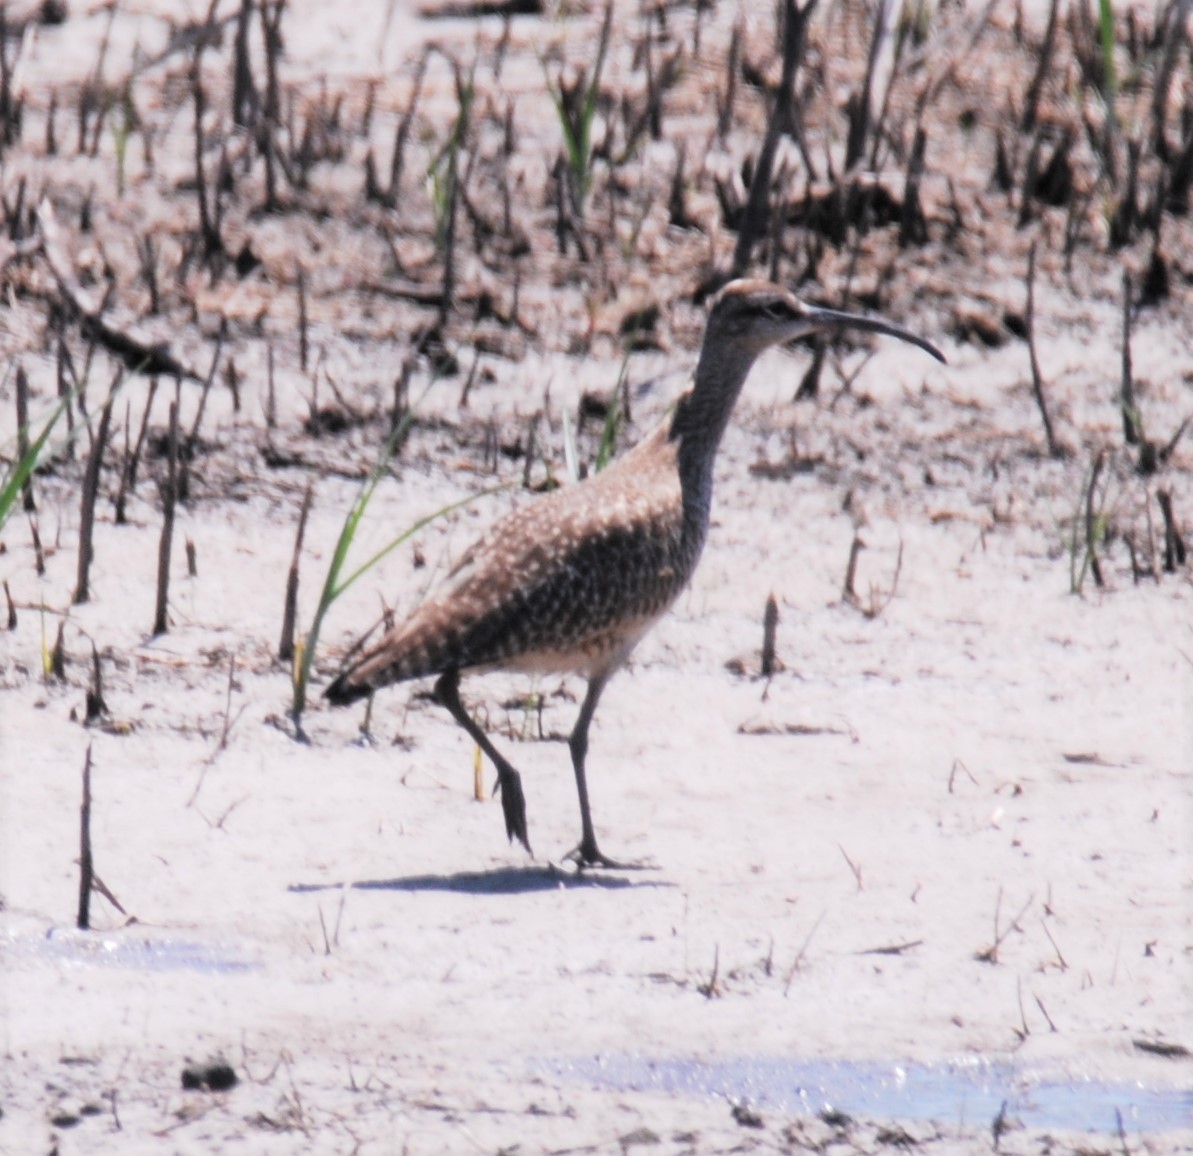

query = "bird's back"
[[326, 420, 698, 700]]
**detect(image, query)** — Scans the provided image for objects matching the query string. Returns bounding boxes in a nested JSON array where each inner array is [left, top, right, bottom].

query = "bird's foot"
[[563, 839, 651, 871], [496, 768, 532, 856]]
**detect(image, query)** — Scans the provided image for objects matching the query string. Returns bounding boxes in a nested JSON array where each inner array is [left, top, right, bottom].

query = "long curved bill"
[[800, 305, 947, 364]]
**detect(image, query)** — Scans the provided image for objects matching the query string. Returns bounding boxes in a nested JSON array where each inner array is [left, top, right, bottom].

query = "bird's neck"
[[669, 342, 757, 544]]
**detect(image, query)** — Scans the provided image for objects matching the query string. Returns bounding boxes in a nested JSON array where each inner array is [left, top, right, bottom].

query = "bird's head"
[[706, 279, 946, 365]]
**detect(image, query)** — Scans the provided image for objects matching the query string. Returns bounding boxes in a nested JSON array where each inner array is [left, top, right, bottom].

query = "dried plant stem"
[[1120, 271, 1141, 446], [297, 267, 309, 372], [74, 376, 118, 604], [1084, 448, 1106, 588], [38, 199, 195, 378], [232, 0, 258, 127], [115, 377, 158, 521], [838, 842, 863, 890], [190, 2, 224, 258], [842, 530, 865, 604], [438, 59, 475, 327], [733, 0, 817, 275], [1157, 489, 1187, 573], [85, 641, 107, 724], [847, 0, 899, 170], [279, 481, 314, 662], [217, 653, 239, 751], [77, 743, 94, 930], [265, 345, 277, 429], [260, 0, 285, 212], [153, 399, 179, 635], [50, 619, 66, 680], [783, 910, 826, 995], [188, 328, 224, 458], [1022, 0, 1060, 133], [760, 593, 779, 678], [387, 48, 428, 204], [15, 365, 35, 513], [976, 888, 1035, 963], [1025, 244, 1061, 457]]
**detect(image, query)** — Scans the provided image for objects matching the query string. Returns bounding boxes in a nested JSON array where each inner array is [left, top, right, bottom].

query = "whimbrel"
[[325, 280, 944, 866]]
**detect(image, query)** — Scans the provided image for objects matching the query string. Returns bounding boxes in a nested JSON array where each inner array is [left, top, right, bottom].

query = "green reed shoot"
[[0, 397, 69, 535], [292, 411, 506, 719], [543, 1, 612, 219]]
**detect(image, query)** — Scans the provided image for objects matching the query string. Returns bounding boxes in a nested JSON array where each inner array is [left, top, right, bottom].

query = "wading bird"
[[326, 280, 944, 866]]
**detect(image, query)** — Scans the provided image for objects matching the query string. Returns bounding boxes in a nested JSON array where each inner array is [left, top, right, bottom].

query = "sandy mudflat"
[[2, 0, 1191, 1152]]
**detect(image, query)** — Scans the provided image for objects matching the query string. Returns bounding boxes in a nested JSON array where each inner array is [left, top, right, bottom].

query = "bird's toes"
[[564, 841, 651, 871]]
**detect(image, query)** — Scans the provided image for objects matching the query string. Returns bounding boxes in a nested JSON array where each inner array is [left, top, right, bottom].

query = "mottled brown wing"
[[328, 429, 691, 695]]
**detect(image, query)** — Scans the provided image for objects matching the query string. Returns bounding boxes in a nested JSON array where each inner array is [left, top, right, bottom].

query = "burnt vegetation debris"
[[0, 0, 1188, 608]]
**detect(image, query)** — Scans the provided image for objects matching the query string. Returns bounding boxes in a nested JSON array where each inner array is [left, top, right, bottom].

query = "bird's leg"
[[563, 674, 631, 870], [433, 669, 531, 856]]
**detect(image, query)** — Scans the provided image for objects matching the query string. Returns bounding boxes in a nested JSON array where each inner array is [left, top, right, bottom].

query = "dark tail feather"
[[324, 669, 373, 706], [324, 622, 440, 706]]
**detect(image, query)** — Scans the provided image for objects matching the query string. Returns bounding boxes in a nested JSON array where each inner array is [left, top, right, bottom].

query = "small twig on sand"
[[1040, 918, 1068, 970], [1116, 1107, 1131, 1156], [838, 843, 863, 890], [1034, 993, 1058, 1032], [332, 884, 349, 949], [783, 910, 827, 995], [992, 1099, 1011, 1149], [948, 757, 978, 793], [191, 653, 248, 804], [697, 944, 722, 999], [217, 653, 240, 751], [856, 939, 923, 956], [864, 538, 904, 618], [842, 531, 865, 604], [975, 888, 1035, 963]]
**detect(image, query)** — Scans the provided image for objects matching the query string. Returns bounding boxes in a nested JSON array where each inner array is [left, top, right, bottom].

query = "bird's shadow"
[[289, 863, 673, 897]]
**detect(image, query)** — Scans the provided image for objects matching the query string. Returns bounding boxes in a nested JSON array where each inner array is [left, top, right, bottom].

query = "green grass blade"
[[579, 3, 613, 178], [293, 413, 412, 716], [293, 363, 510, 719], [594, 359, 628, 474], [0, 398, 69, 532], [334, 483, 509, 599], [1097, 0, 1117, 101], [540, 2, 611, 210], [542, 65, 584, 179]]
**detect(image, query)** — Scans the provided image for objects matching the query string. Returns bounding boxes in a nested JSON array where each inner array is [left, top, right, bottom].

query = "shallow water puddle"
[[542, 1055, 1192, 1133], [12, 928, 256, 974]]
